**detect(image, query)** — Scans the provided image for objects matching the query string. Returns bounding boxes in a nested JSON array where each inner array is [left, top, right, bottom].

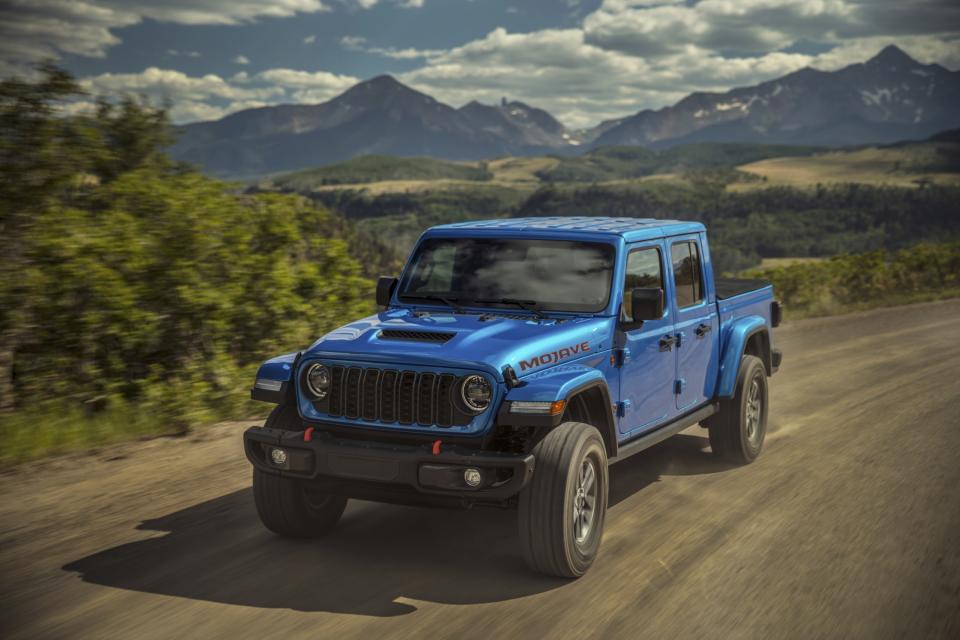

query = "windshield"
[[399, 237, 616, 313]]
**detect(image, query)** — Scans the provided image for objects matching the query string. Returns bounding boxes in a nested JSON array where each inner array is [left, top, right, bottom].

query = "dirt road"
[[2, 300, 959, 639]]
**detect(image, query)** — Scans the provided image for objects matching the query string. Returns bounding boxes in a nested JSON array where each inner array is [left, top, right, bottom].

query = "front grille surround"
[[305, 361, 489, 430]]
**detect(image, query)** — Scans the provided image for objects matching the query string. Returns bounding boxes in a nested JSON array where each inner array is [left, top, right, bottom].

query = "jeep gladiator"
[[244, 217, 782, 577]]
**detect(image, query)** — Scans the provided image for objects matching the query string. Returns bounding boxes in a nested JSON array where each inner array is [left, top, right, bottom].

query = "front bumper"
[[244, 426, 535, 502]]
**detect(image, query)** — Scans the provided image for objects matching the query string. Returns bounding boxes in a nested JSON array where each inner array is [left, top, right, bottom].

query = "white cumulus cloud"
[[76, 66, 357, 123], [0, 0, 333, 72]]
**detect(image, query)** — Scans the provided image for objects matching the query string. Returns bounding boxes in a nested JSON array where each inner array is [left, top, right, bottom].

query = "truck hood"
[[304, 309, 616, 380]]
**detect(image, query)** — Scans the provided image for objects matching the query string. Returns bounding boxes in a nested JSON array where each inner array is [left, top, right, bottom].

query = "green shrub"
[[0, 65, 374, 463], [743, 243, 960, 318]]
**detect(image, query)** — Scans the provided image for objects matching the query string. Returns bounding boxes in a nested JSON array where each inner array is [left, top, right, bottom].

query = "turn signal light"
[[509, 400, 566, 415]]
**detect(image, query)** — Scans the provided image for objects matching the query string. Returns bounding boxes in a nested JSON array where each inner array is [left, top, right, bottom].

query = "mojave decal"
[[519, 341, 590, 371]]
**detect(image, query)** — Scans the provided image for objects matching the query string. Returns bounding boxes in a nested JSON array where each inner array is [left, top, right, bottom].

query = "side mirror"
[[376, 276, 398, 307], [630, 287, 664, 322]]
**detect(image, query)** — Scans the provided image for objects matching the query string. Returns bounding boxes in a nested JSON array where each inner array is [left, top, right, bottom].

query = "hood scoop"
[[378, 329, 456, 344]]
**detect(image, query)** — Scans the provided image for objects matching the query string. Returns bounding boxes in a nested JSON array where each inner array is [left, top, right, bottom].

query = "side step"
[[609, 403, 718, 465]]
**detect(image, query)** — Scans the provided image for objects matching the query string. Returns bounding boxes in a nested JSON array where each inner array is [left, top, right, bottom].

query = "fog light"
[[464, 468, 482, 488], [270, 448, 288, 466]]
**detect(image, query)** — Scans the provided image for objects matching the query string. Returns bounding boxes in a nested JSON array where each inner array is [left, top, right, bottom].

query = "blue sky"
[[2, 0, 958, 128]]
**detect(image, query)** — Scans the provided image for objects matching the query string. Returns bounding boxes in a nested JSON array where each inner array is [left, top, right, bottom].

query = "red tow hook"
[[432, 439, 442, 455], [304, 427, 314, 442]]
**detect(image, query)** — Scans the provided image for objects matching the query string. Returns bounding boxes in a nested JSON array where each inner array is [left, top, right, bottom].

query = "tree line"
[[304, 176, 960, 273]]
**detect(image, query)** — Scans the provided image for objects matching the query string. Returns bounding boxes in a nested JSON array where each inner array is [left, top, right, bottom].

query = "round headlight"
[[460, 375, 492, 412], [304, 363, 331, 399]]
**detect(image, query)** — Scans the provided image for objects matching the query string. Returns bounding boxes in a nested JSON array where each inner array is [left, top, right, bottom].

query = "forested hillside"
[[0, 67, 376, 462], [309, 175, 960, 273]]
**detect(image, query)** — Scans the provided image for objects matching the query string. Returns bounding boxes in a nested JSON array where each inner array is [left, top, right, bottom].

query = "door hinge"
[[674, 379, 686, 395], [616, 400, 631, 417]]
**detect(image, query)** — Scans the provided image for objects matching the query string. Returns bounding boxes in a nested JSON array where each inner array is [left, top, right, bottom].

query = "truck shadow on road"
[[63, 433, 733, 617]]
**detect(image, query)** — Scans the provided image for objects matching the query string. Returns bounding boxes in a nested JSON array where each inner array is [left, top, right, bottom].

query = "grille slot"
[[397, 371, 417, 424], [361, 369, 380, 421], [329, 365, 345, 415], [436, 374, 456, 426], [344, 367, 362, 418], [417, 373, 436, 425], [321, 365, 474, 428], [379, 370, 398, 422], [379, 330, 455, 343]]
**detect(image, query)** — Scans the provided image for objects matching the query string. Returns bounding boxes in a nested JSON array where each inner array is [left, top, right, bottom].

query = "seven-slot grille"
[[325, 365, 473, 427]]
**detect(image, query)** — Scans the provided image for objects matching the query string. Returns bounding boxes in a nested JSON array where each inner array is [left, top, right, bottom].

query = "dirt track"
[[2, 300, 959, 639]]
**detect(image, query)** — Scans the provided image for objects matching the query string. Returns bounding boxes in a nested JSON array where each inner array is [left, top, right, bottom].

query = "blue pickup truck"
[[244, 217, 782, 577]]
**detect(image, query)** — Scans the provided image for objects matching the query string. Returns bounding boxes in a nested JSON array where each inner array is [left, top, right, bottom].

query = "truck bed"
[[715, 277, 772, 300], [715, 279, 776, 368]]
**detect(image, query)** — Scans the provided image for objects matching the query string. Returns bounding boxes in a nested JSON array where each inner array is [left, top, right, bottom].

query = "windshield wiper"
[[473, 297, 546, 319], [401, 294, 466, 314]]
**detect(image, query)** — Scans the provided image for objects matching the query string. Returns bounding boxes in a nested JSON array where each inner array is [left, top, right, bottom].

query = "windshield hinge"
[[502, 365, 521, 389]]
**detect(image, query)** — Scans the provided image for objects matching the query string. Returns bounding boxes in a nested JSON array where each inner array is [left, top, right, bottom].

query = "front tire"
[[518, 421, 609, 578], [253, 469, 347, 538], [252, 404, 348, 538], [708, 354, 768, 464]]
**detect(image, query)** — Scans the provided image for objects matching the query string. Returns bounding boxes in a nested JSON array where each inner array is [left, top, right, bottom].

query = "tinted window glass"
[[671, 241, 704, 308], [622, 247, 663, 322], [400, 238, 615, 313]]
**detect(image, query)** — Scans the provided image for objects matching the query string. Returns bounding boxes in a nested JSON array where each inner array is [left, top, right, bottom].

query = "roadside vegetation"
[[744, 242, 960, 318], [0, 66, 375, 464]]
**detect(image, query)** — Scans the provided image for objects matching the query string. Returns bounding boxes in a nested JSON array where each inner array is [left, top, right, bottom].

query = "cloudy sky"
[[2, 0, 958, 128]]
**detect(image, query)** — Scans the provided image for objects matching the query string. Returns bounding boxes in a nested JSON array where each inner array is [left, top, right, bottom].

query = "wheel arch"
[[561, 382, 618, 458], [718, 316, 771, 398], [498, 365, 618, 457]]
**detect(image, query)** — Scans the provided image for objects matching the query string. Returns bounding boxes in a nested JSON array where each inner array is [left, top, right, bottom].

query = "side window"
[[622, 247, 663, 322], [671, 241, 704, 308]]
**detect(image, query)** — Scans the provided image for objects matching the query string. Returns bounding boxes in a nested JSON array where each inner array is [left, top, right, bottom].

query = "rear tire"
[[518, 421, 608, 578], [708, 355, 768, 464], [252, 404, 347, 538]]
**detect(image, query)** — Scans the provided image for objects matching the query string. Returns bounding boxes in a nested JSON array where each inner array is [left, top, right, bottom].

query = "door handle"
[[659, 334, 678, 351], [695, 323, 712, 337]]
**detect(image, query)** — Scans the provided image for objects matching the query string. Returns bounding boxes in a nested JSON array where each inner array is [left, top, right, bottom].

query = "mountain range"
[[170, 46, 960, 177]]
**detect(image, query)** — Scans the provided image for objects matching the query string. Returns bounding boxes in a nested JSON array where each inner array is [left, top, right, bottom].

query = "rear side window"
[[671, 241, 704, 308], [622, 247, 663, 322]]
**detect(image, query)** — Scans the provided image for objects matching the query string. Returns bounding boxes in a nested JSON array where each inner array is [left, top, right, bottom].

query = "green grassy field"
[[735, 139, 960, 190], [259, 154, 493, 191]]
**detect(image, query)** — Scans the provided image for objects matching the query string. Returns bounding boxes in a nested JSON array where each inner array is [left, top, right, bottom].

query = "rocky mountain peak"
[[866, 45, 920, 69]]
